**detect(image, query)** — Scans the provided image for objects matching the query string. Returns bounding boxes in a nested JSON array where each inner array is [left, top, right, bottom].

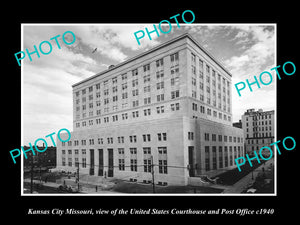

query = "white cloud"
[[224, 25, 275, 79], [232, 87, 276, 122], [106, 24, 161, 51], [224, 25, 276, 121]]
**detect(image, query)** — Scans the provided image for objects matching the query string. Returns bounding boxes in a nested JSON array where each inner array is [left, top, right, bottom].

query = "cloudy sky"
[[22, 24, 276, 145]]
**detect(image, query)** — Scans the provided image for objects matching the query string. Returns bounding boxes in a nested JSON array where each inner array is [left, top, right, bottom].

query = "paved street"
[[23, 158, 274, 194], [221, 158, 274, 194]]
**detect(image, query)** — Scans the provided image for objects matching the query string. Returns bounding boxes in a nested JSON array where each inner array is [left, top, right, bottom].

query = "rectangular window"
[[132, 111, 139, 118], [68, 158, 72, 167], [229, 146, 233, 166], [204, 133, 209, 141], [122, 113, 128, 120], [82, 158, 86, 168], [158, 133, 167, 141], [98, 138, 103, 145], [188, 132, 194, 140], [62, 157, 66, 166], [156, 106, 164, 114], [117, 136, 124, 144], [156, 81, 164, 90], [143, 64, 150, 72], [218, 135, 222, 142], [143, 147, 152, 172], [170, 52, 179, 64], [132, 69, 138, 76], [143, 74, 150, 83], [212, 146, 217, 170], [212, 134, 216, 141], [118, 148, 125, 171], [132, 89, 138, 96], [144, 108, 151, 116], [171, 90, 180, 99], [122, 92, 128, 99], [122, 83, 127, 90], [192, 103, 198, 111], [219, 146, 223, 168], [130, 148, 137, 172], [129, 135, 137, 143], [224, 146, 228, 167], [132, 100, 139, 107], [122, 73, 127, 80], [157, 94, 164, 102], [156, 58, 164, 67], [132, 79, 138, 87], [144, 97, 151, 105], [142, 134, 151, 142], [158, 147, 167, 174], [171, 103, 180, 111], [205, 146, 210, 171]]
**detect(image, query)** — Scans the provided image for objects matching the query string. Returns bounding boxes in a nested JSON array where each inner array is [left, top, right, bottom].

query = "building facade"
[[56, 33, 244, 186], [241, 108, 275, 155]]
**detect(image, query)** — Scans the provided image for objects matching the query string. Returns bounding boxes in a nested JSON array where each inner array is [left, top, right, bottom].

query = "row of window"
[[76, 80, 179, 106], [246, 114, 273, 121], [204, 145, 244, 171], [75, 102, 181, 128], [77, 90, 181, 109], [191, 88, 230, 112], [61, 147, 168, 174], [75, 102, 232, 130], [247, 126, 273, 132], [246, 138, 274, 144], [75, 53, 179, 97], [75, 77, 230, 118], [62, 157, 86, 168], [246, 132, 273, 138], [61, 133, 167, 147], [191, 102, 231, 122], [246, 120, 272, 126], [75, 90, 182, 120], [204, 133, 243, 143]]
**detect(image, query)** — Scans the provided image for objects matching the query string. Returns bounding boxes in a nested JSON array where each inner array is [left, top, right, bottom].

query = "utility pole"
[[30, 153, 34, 193], [77, 162, 80, 192], [151, 155, 155, 193]]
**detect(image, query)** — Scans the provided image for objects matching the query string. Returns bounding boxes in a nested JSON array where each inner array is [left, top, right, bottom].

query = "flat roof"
[[72, 33, 232, 88]]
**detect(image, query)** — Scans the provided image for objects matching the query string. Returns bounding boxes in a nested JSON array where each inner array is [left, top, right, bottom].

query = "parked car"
[[246, 188, 257, 193], [57, 184, 78, 193]]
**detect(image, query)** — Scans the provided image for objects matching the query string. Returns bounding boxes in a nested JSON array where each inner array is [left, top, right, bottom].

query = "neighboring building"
[[23, 145, 56, 169], [56, 33, 244, 186], [241, 108, 275, 155]]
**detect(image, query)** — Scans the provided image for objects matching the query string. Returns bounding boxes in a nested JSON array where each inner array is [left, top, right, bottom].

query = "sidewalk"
[[23, 178, 119, 194], [221, 158, 274, 194], [24, 178, 61, 188]]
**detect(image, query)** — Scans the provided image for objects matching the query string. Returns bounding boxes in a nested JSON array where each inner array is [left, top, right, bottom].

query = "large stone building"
[[56, 33, 244, 186], [241, 108, 275, 155]]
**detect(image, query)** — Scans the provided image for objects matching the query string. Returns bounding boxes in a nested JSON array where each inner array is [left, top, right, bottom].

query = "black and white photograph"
[[21, 24, 276, 195], [4, 3, 298, 221]]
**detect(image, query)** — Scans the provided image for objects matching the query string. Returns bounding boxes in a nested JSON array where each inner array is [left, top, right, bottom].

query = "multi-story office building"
[[241, 108, 275, 155], [56, 33, 244, 186]]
